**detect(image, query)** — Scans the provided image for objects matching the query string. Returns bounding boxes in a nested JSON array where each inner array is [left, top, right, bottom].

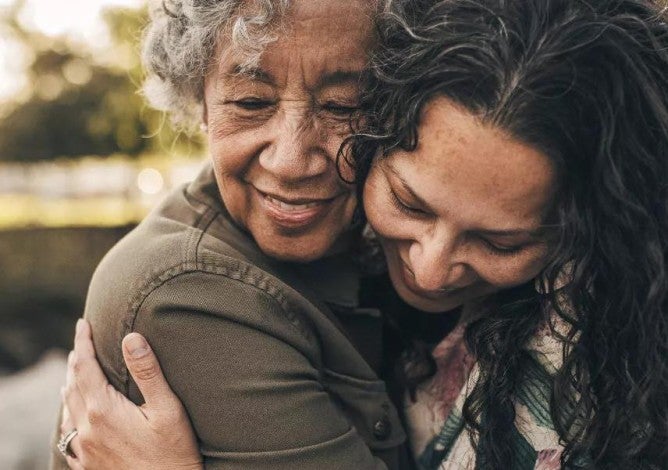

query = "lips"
[[400, 259, 467, 299], [253, 186, 340, 228], [262, 192, 333, 209]]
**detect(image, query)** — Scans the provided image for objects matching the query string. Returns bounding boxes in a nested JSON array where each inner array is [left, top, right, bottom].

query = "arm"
[[56, 271, 389, 469]]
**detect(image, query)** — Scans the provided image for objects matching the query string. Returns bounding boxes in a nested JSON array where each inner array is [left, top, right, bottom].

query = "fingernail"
[[76, 318, 83, 335], [125, 333, 149, 358]]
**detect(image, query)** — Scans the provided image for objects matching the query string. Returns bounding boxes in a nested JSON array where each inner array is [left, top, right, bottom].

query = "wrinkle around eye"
[[208, 106, 274, 135], [219, 97, 277, 112], [314, 109, 357, 133]]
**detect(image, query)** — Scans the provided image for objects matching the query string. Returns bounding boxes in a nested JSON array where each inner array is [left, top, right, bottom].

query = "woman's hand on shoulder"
[[60, 319, 203, 470]]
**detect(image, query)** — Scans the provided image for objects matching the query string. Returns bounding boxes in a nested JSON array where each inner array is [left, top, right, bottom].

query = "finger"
[[122, 333, 178, 408], [61, 383, 86, 432], [67, 433, 83, 462], [60, 391, 74, 435], [60, 396, 84, 465], [71, 319, 110, 401], [60, 407, 83, 461], [63, 354, 89, 431], [65, 455, 85, 470]]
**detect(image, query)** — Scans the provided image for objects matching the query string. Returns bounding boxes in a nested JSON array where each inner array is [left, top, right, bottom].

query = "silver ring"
[[57, 428, 78, 458]]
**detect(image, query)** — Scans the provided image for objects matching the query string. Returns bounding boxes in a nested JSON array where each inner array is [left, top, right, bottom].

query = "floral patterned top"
[[404, 316, 569, 470]]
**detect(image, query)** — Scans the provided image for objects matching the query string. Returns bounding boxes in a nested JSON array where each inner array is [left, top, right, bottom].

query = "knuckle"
[[132, 359, 159, 381], [153, 398, 181, 422], [71, 354, 84, 376], [78, 434, 92, 452], [86, 404, 107, 426], [163, 408, 186, 426]]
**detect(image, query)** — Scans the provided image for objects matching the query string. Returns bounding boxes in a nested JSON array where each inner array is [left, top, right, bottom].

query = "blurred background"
[[0, 0, 206, 467]]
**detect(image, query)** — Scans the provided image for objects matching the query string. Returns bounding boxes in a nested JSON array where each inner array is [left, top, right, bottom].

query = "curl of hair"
[[348, 0, 668, 467], [141, 0, 289, 128]]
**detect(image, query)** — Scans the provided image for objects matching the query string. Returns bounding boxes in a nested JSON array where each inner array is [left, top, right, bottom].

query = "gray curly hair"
[[142, 0, 387, 128], [142, 0, 291, 127]]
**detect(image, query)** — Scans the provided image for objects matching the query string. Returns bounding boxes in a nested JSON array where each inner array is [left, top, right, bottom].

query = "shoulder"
[[83, 174, 322, 390]]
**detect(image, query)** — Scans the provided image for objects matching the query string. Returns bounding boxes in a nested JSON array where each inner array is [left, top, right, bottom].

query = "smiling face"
[[363, 97, 557, 312], [203, 0, 375, 262]]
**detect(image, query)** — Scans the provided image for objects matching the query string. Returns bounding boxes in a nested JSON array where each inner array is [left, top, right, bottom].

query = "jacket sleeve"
[[120, 270, 388, 470]]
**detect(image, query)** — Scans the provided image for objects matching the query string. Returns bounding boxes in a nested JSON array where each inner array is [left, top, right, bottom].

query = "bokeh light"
[[137, 167, 164, 195]]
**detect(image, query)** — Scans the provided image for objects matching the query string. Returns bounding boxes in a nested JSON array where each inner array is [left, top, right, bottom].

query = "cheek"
[[363, 171, 398, 236], [363, 172, 423, 247], [472, 247, 549, 288], [208, 124, 264, 178]]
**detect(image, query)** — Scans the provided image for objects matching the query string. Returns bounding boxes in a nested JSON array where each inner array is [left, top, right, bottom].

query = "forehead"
[[389, 97, 556, 229], [212, 0, 375, 87]]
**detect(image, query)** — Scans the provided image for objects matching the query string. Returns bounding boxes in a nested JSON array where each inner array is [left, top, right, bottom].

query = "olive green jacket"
[[51, 163, 408, 469]]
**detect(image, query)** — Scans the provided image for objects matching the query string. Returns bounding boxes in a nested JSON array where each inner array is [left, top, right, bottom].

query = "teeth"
[[265, 195, 321, 212]]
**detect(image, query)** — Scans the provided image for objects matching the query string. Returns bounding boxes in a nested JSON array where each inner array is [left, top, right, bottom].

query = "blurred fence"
[[0, 155, 205, 372]]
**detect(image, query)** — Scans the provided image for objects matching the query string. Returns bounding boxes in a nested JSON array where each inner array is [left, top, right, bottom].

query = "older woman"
[[52, 0, 411, 469], [59, 0, 668, 468]]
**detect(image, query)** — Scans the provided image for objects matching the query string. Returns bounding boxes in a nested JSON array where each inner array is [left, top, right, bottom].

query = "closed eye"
[[322, 101, 359, 116], [227, 99, 274, 110], [480, 238, 525, 256], [389, 187, 427, 217]]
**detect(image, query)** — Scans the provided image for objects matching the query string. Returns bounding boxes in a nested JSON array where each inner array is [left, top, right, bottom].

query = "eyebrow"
[[225, 66, 362, 89], [226, 65, 276, 85], [316, 70, 363, 90], [385, 162, 548, 238]]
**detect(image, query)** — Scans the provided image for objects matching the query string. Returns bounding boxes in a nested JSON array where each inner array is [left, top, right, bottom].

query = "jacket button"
[[372, 416, 392, 440]]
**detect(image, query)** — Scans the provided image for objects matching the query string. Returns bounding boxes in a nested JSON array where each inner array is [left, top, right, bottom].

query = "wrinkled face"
[[203, 0, 374, 262], [364, 98, 557, 312]]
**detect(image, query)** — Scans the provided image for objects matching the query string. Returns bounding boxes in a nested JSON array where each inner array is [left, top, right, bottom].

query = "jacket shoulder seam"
[[120, 261, 316, 392]]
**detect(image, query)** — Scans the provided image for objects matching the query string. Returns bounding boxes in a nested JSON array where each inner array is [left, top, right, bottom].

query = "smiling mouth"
[[253, 186, 341, 227], [401, 261, 468, 298], [262, 193, 331, 211]]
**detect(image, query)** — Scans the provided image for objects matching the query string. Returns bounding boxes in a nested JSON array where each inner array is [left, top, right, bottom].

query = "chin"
[[407, 294, 465, 313], [392, 282, 463, 313], [255, 236, 335, 264]]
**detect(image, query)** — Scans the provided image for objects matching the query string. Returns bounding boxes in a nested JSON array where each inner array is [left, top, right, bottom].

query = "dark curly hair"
[[346, 0, 668, 467]]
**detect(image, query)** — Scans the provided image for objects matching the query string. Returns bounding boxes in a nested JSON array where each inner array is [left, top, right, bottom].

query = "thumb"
[[121, 333, 177, 408]]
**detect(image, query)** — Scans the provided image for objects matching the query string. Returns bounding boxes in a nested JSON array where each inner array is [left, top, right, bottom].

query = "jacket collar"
[[187, 162, 361, 309]]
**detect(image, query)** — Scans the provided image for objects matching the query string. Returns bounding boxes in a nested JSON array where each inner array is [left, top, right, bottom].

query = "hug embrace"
[[52, 0, 668, 469]]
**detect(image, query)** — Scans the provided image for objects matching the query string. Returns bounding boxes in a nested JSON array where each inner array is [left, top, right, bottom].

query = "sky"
[[0, 0, 143, 99]]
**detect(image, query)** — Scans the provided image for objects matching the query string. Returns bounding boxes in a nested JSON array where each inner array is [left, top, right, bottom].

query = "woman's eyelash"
[[227, 99, 274, 110], [481, 239, 524, 256], [389, 188, 424, 216], [322, 102, 359, 116]]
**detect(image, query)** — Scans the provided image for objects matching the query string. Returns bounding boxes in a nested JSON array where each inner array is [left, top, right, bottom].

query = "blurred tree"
[[0, 1, 204, 162]]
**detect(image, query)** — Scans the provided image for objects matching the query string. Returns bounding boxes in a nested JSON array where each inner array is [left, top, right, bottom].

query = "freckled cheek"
[[472, 250, 549, 289]]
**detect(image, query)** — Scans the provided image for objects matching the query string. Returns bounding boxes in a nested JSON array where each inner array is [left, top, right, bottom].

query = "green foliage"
[[0, 2, 204, 162]]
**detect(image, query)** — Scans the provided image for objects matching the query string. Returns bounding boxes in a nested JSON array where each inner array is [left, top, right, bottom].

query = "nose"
[[407, 227, 468, 292], [259, 106, 330, 182]]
